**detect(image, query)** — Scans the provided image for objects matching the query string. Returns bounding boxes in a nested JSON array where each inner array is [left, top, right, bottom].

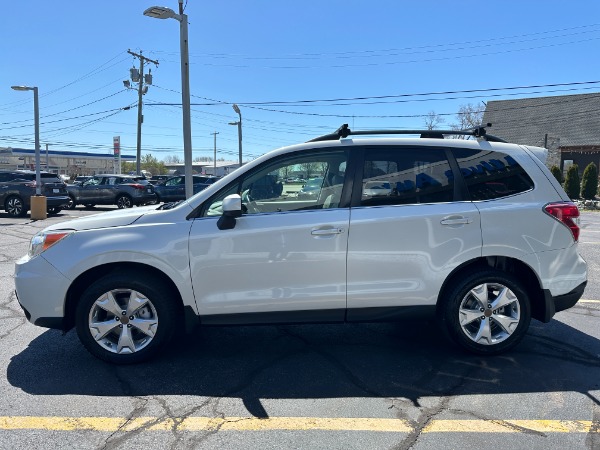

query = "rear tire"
[[75, 271, 180, 364], [440, 270, 531, 355], [47, 207, 61, 215]]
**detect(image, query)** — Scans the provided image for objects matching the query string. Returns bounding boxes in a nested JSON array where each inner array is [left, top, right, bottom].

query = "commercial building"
[[0, 147, 135, 177]]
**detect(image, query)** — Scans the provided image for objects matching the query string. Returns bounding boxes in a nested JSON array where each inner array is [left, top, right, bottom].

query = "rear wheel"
[[75, 271, 180, 364], [5, 196, 27, 217], [440, 270, 531, 355], [47, 207, 62, 215]]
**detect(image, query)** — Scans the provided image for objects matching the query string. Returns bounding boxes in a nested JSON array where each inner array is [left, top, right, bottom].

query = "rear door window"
[[360, 147, 454, 206], [452, 148, 534, 200]]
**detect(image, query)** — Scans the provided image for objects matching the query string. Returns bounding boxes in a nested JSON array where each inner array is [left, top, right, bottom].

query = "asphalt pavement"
[[0, 206, 598, 449]]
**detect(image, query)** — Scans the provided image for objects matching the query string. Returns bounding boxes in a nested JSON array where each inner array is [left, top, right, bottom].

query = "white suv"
[[15, 125, 587, 364]]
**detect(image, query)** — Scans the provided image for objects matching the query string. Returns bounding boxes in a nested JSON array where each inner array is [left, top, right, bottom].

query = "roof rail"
[[307, 123, 506, 143]]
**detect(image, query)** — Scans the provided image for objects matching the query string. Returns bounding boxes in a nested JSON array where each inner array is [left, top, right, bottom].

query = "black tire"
[[75, 271, 181, 364], [84, 204, 96, 209], [47, 207, 62, 215], [5, 196, 27, 217], [67, 195, 77, 210], [116, 195, 133, 209], [440, 270, 531, 355]]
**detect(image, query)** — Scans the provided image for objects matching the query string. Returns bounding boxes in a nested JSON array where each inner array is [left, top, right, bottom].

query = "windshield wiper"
[[157, 200, 183, 210]]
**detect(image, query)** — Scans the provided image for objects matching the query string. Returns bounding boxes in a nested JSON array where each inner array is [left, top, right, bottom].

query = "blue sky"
[[2, 0, 600, 162]]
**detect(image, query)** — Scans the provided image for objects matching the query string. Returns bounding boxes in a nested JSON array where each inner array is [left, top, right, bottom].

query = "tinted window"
[[453, 149, 534, 201], [360, 147, 454, 206]]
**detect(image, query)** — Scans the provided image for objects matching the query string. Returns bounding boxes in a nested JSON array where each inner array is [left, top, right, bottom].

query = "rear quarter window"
[[453, 148, 534, 201]]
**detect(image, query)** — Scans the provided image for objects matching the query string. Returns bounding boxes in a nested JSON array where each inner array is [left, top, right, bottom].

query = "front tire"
[[116, 195, 133, 209], [440, 270, 531, 355], [75, 271, 180, 364], [47, 207, 62, 215], [67, 195, 77, 209]]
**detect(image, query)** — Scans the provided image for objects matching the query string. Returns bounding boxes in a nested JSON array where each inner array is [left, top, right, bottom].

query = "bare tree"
[[449, 103, 484, 138], [163, 155, 182, 164], [424, 111, 445, 130]]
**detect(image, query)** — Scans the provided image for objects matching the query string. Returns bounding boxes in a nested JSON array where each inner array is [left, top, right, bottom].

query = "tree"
[[424, 111, 445, 130], [550, 165, 563, 184], [580, 162, 598, 200], [122, 154, 167, 176], [449, 103, 484, 139], [563, 164, 580, 199], [163, 155, 182, 164]]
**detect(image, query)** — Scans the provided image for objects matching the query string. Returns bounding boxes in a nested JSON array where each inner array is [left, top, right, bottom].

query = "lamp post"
[[144, 1, 194, 199], [228, 103, 243, 167], [11, 85, 46, 219]]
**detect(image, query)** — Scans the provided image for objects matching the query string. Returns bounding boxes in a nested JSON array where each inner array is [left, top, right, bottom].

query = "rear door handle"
[[440, 216, 472, 226]]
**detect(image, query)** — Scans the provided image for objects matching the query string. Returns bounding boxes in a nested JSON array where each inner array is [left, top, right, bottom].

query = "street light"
[[228, 103, 243, 167], [144, 1, 194, 199], [11, 85, 46, 219]]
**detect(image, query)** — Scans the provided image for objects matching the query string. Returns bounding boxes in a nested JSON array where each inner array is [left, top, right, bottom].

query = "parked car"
[[15, 125, 587, 364], [149, 175, 171, 185], [153, 175, 219, 203], [297, 177, 324, 199], [66, 174, 157, 209], [0, 170, 69, 217], [362, 180, 392, 198], [71, 176, 92, 186]]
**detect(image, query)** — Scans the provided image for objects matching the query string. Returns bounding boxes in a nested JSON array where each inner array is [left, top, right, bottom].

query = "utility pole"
[[45, 143, 49, 168], [126, 49, 158, 175], [211, 131, 219, 176]]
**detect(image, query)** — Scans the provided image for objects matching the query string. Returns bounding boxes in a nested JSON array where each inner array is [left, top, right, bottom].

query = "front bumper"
[[15, 253, 70, 329]]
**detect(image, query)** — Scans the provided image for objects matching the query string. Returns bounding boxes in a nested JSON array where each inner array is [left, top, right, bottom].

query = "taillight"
[[544, 202, 580, 242], [131, 184, 145, 190]]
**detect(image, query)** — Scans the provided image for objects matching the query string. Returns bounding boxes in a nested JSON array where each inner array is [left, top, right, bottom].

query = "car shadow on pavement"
[[7, 320, 600, 417], [7, 317, 600, 418]]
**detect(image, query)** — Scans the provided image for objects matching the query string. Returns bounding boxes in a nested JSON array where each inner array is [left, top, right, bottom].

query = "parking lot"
[[0, 206, 598, 449]]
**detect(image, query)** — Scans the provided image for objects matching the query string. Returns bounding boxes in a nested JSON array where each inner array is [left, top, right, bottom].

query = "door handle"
[[311, 227, 344, 236], [440, 216, 472, 226]]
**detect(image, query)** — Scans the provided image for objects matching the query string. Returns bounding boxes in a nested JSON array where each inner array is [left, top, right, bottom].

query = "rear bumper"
[[46, 195, 70, 207], [540, 281, 587, 322]]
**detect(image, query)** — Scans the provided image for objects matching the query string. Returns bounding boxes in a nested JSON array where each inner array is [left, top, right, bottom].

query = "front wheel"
[[440, 270, 531, 355], [116, 195, 133, 209], [47, 207, 61, 215], [75, 272, 181, 364], [67, 195, 77, 209]]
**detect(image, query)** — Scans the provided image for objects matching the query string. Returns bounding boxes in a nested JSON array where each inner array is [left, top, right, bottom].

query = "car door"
[[346, 146, 482, 318], [189, 149, 351, 322], [78, 176, 103, 203]]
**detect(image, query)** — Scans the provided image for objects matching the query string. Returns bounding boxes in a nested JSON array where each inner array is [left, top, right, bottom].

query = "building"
[[482, 92, 600, 174], [164, 160, 241, 177], [0, 147, 136, 177]]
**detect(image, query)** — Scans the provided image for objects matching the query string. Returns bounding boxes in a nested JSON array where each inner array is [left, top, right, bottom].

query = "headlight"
[[28, 230, 73, 258]]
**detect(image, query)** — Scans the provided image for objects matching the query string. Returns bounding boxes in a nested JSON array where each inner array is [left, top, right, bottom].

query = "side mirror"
[[217, 194, 242, 230]]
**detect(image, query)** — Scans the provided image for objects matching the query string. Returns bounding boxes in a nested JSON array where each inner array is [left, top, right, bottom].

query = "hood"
[[44, 205, 159, 232]]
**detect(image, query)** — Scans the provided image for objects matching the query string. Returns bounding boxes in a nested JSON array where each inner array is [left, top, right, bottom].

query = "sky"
[[2, 0, 600, 163]]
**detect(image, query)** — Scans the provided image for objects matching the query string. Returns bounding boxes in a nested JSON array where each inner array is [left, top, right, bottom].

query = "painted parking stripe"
[[0, 417, 594, 433], [579, 299, 600, 303]]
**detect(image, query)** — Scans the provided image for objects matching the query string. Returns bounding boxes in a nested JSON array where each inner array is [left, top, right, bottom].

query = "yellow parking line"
[[579, 299, 600, 303], [0, 417, 595, 433]]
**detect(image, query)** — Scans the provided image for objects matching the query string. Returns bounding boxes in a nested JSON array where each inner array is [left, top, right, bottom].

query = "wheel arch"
[[437, 256, 548, 322], [64, 262, 194, 332]]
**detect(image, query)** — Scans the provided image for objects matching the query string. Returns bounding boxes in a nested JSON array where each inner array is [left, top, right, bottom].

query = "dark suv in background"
[[153, 175, 219, 203], [0, 170, 70, 217], [66, 174, 157, 209]]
